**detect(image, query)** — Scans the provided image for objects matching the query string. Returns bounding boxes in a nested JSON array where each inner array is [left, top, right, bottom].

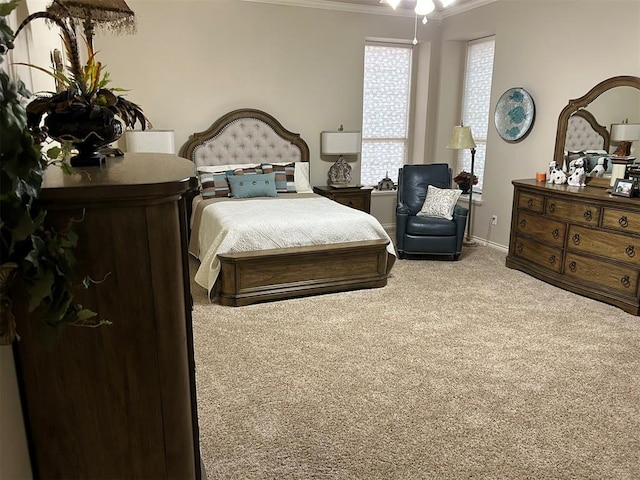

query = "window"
[[458, 37, 495, 192], [361, 43, 413, 186]]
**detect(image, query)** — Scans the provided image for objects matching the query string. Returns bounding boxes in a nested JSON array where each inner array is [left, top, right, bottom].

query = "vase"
[[458, 183, 470, 194], [45, 111, 123, 167]]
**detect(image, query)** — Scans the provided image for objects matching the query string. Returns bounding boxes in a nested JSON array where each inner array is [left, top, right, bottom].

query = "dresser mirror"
[[553, 75, 640, 188]]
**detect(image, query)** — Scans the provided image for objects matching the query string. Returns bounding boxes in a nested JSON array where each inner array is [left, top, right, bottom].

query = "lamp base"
[[328, 156, 352, 186]]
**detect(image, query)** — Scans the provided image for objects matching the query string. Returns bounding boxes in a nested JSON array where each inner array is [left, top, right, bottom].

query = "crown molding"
[[240, 0, 497, 21]]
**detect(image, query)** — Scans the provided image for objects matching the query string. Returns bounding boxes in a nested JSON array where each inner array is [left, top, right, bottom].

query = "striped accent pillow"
[[261, 163, 296, 193], [229, 167, 263, 176], [198, 171, 230, 198]]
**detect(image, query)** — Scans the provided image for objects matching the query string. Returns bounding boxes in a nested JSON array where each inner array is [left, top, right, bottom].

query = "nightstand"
[[313, 185, 373, 213]]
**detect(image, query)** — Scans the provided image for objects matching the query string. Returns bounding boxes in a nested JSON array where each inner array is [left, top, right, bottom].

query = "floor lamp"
[[447, 125, 477, 242]]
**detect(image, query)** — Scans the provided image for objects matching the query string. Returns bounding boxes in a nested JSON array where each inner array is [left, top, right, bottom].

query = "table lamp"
[[609, 122, 640, 187], [321, 127, 362, 187]]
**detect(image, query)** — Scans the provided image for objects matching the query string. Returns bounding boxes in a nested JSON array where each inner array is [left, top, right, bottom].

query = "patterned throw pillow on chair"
[[417, 185, 462, 220]]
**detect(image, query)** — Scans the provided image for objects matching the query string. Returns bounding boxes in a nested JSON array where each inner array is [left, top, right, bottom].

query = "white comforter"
[[190, 194, 396, 295]]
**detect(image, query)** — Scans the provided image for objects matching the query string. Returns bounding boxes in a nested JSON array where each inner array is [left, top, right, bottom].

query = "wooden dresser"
[[506, 179, 640, 315], [13, 154, 203, 478]]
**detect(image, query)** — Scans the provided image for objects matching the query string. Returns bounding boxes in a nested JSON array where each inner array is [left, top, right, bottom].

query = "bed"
[[179, 108, 396, 306]]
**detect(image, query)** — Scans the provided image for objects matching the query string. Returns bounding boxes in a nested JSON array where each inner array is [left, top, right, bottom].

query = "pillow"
[[198, 171, 230, 198], [261, 163, 295, 193], [196, 163, 261, 173], [229, 166, 263, 176], [417, 185, 462, 220], [228, 172, 277, 198], [264, 161, 313, 193]]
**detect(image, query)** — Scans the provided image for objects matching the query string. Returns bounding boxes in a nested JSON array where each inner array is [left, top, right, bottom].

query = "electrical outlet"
[[491, 215, 498, 226]]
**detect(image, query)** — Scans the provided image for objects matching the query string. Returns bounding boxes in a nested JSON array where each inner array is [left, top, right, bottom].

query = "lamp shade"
[[447, 126, 476, 150], [610, 123, 640, 142], [321, 131, 362, 156], [125, 130, 175, 154], [47, 0, 136, 46]]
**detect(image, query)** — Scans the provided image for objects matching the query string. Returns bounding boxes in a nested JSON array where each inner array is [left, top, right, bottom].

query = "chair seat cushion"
[[406, 216, 457, 236]]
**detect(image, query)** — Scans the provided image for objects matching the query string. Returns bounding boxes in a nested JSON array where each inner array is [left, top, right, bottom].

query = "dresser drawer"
[[567, 225, 640, 266], [334, 195, 367, 211], [601, 208, 640, 235], [564, 252, 639, 295], [513, 235, 563, 273], [516, 212, 565, 246], [545, 198, 600, 225], [517, 192, 544, 213]]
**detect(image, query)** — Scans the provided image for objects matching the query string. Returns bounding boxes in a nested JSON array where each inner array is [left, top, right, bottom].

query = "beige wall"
[[439, 0, 640, 247], [94, 0, 639, 243]]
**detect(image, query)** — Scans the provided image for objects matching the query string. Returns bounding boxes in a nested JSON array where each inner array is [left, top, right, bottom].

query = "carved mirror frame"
[[553, 75, 640, 187]]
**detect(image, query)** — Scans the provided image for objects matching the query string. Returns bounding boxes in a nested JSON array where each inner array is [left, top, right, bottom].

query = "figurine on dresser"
[[567, 158, 587, 186], [548, 160, 567, 184], [588, 157, 607, 177]]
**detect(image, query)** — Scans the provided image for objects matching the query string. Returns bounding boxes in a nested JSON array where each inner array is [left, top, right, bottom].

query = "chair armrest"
[[453, 205, 469, 251], [396, 201, 410, 251], [396, 201, 410, 215]]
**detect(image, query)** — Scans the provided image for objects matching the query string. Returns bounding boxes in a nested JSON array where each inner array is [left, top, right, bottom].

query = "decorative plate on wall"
[[494, 87, 535, 142]]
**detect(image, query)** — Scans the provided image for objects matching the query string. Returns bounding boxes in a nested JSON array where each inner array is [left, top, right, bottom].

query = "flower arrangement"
[[0, 1, 124, 344], [453, 171, 479, 186]]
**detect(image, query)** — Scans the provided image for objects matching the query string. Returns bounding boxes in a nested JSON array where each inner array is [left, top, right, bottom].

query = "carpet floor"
[[190, 246, 639, 479]]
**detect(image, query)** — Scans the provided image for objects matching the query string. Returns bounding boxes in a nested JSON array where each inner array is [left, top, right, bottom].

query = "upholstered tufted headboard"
[[179, 108, 310, 167], [564, 109, 610, 152]]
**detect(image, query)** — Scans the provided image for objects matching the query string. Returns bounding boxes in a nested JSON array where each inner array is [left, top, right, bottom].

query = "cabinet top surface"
[[512, 179, 640, 208], [313, 185, 373, 193], [41, 153, 197, 200]]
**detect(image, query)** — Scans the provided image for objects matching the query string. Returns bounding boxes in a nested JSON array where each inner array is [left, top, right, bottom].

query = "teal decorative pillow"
[[198, 171, 230, 198], [261, 163, 296, 193], [228, 172, 277, 198], [417, 185, 462, 220]]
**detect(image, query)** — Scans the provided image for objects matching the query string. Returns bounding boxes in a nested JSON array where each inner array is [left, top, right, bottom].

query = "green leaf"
[[47, 146, 62, 160], [28, 270, 54, 312], [76, 308, 97, 321]]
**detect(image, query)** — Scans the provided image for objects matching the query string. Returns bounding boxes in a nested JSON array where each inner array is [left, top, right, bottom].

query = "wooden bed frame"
[[179, 108, 394, 306]]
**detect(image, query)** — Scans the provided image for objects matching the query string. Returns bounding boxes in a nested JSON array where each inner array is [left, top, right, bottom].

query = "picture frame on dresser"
[[612, 178, 636, 197]]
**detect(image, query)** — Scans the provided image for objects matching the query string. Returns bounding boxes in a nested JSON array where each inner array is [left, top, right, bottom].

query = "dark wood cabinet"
[[13, 154, 202, 478], [313, 185, 373, 213], [506, 179, 640, 315]]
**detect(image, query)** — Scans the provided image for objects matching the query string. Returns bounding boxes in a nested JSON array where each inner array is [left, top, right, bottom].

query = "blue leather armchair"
[[396, 164, 468, 260]]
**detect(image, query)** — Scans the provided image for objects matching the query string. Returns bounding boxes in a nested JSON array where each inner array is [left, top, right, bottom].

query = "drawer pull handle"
[[626, 245, 635, 257], [347, 201, 354, 207], [619, 216, 629, 228], [519, 219, 527, 228], [527, 198, 534, 208], [621, 276, 631, 288], [548, 203, 556, 213], [583, 210, 593, 221], [569, 261, 577, 272], [549, 255, 556, 265], [516, 241, 523, 252], [552, 229, 559, 239], [572, 233, 580, 245]]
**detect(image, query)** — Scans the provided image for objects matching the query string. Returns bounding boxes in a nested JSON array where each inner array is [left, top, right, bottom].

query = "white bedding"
[[190, 194, 396, 296]]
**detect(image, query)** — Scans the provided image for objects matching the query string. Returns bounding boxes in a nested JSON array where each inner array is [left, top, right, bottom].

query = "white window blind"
[[361, 43, 413, 186], [459, 37, 495, 192]]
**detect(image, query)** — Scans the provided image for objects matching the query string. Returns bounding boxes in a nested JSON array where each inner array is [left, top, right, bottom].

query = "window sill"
[[457, 192, 483, 206]]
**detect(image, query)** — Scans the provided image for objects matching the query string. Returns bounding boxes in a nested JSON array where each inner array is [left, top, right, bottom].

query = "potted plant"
[[453, 170, 478, 193], [0, 0, 139, 344], [14, 7, 148, 167]]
